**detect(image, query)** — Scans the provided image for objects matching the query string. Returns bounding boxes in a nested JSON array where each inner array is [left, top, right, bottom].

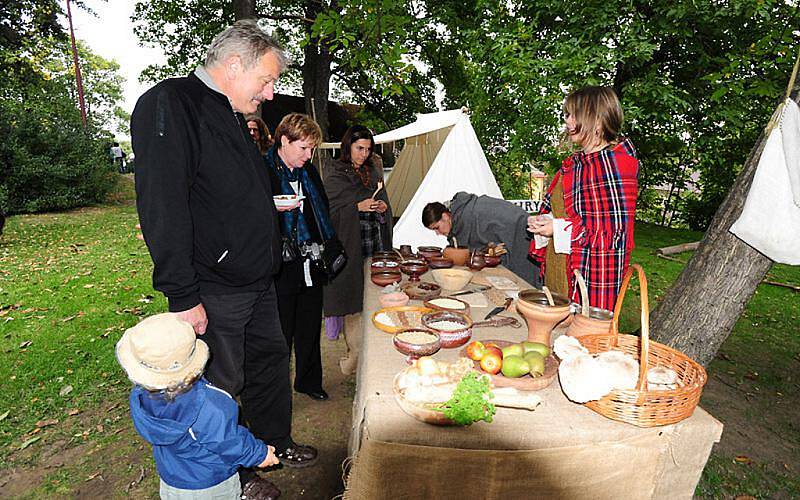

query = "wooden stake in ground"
[[649, 78, 799, 367]]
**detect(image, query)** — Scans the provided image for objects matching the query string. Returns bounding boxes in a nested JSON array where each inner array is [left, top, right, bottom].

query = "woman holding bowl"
[[266, 113, 331, 401], [323, 125, 393, 375]]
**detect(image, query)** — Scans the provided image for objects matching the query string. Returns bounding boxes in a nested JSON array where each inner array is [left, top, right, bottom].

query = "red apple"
[[480, 351, 502, 374], [465, 341, 486, 361]]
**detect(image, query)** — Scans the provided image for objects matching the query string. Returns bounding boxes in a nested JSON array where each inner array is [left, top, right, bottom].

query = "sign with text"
[[508, 199, 543, 213]]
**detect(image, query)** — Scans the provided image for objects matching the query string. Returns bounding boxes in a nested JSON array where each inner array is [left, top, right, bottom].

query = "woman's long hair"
[[245, 114, 274, 155], [561, 86, 623, 150], [339, 125, 375, 167]]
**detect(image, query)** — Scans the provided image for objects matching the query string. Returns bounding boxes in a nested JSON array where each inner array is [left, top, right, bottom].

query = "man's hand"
[[177, 303, 208, 335], [258, 445, 280, 468], [357, 198, 376, 212]]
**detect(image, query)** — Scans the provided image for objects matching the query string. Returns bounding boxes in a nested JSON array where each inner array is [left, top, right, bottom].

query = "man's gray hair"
[[205, 19, 288, 71]]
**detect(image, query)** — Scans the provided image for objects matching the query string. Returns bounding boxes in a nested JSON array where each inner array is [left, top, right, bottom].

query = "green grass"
[[0, 187, 798, 496]]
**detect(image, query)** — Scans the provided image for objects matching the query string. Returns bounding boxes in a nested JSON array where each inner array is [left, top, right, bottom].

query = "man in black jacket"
[[132, 20, 316, 497]]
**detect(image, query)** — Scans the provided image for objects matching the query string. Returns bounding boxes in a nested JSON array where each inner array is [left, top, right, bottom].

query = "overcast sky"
[[66, 0, 165, 121]]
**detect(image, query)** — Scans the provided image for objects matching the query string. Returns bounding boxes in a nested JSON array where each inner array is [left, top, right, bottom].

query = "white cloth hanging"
[[730, 98, 800, 264]]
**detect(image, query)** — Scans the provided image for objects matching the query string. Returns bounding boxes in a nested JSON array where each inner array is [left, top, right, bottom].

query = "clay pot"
[[417, 246, 443, 261], [468, 250, 486, 271], [443, 246, 470, 266], [427, 257, 454, 269], [379, 291, 410, 308], [398, 245, 414, 257], [371, 270, 402, 287], [373, 251, 400, 259], [421, 311, 473, 348], [393, 328, 441, 363], [400, 260, 428, 282], [565, 308, 613, 337], [516, 289, 571, 346], [483, 254, 501, 267]]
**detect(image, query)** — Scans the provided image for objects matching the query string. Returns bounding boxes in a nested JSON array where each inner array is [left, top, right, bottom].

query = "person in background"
[[117, 313, 280, 500], [111, 142, 126, 173], [247, 114, 274, 155], [528, 86, 639, 311], [422, 194, 541, 286], [265, 113, 330, 401], [132, 20, 318, 498], [322, 125, 392, 375]]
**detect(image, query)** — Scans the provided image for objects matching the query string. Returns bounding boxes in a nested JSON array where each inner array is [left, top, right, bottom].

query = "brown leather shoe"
[[241, 477, 281, 500], [275, 442, 318, 468]]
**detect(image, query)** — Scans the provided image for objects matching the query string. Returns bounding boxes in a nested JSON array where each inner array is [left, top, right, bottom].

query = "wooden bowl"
[[459, 339, 559, 391], [372, 305, 435, 333], [402, 281, 442, 301], [423, 296, 471, 316], [431, 268, 473, 291], [421, 310, 473, 348], [393, 371, 456, 426]]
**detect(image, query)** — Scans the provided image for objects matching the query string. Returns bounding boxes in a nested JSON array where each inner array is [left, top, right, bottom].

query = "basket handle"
[[610, 263, 650, 391], [573, 269, 590, 316]]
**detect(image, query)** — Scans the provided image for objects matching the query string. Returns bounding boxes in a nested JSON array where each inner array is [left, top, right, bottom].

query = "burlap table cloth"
[[345, 265, 723, 499]]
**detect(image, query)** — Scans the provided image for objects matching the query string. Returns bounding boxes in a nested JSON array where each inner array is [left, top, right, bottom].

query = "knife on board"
[[484, 297, 513, 320], [447, 285, 491, 297]]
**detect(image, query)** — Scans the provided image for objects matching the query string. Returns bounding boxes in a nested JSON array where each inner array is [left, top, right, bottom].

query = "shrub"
[[0, 95, 116, 215]]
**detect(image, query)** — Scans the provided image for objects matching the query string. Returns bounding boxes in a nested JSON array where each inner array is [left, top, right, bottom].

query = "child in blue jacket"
[[117, 313, 280, 499]]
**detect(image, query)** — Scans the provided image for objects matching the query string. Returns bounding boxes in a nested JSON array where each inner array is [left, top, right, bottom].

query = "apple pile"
[[466, 340, 550, 378]]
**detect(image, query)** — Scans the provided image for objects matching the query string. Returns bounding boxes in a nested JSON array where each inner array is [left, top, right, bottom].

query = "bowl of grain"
[[392, 328, 441, 363], [421, 311, 473, 348]]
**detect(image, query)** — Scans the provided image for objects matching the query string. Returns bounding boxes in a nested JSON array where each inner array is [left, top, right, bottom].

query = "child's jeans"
[[159, 473, 240, 499]]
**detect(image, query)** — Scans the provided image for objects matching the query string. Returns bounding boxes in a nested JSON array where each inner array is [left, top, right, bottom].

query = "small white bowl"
[[273, 195, 303, 209]]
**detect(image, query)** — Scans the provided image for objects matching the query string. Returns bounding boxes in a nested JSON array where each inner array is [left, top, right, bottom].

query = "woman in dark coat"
[[265, 113, 332, 401], [322, 126, 392, 375]]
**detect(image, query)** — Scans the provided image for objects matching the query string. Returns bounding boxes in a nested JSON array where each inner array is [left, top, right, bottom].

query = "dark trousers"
[[201, 285, 292, 452], [277, 284, 323, 393]]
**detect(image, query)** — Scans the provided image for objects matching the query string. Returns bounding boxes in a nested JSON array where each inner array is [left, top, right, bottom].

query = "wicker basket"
[[579, 264, 707, 427]]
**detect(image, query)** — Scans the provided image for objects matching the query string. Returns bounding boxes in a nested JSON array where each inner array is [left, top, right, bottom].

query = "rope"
[[785, 47, 800, 101]]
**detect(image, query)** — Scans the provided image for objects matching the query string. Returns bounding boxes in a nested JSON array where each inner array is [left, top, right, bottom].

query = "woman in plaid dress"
[[529, 87, 639, 311]]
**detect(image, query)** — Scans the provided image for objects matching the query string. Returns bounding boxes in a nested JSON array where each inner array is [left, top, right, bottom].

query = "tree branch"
[[257, 13, 315, 24]]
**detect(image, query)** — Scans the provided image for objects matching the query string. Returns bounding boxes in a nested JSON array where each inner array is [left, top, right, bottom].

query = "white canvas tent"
[[319, 108, 503, 249]]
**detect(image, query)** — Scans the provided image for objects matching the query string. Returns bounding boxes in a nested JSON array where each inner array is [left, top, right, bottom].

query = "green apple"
[[524, 351, 545, 376], [501, 355, 530, 378], [501, 343, 525, 358], [522, 341, 550, 358]]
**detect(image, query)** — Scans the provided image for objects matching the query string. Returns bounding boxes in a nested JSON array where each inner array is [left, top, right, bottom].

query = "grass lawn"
[[0, 181, 798, 498]]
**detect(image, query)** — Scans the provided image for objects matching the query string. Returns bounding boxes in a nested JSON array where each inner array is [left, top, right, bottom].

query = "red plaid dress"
[[530, 138, 639, 310]]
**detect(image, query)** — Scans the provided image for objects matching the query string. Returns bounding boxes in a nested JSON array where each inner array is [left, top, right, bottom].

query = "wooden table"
[[344, 265, 723, 500]]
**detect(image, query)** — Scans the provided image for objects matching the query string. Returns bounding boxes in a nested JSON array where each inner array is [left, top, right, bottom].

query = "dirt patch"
[[0, 336, 351, 499]]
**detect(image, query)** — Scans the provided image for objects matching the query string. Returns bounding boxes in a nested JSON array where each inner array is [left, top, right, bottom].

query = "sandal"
[[275, 442, 318, 468]]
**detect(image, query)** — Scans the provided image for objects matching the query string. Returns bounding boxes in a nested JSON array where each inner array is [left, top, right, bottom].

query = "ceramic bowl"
[[400, 260, 428, 282], [417, 246, 443, 261], [430, 268, 473, 291], [371, 270, 402, 287], [273, 194, 304, 209], [371, 259, 401, 274], [379, 291, 410, 308], [427, 257, 454, 269], [442, 246, 470, 266], [421, 311, 473, 348], [483, 254, 501, 267], [392, 328, 441, 363]]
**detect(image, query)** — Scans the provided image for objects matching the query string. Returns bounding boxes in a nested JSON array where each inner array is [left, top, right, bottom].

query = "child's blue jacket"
[[129, 377, 267, 489]]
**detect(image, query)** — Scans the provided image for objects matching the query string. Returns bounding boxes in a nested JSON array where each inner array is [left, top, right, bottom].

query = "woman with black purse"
[[265, 113, 334, 401]]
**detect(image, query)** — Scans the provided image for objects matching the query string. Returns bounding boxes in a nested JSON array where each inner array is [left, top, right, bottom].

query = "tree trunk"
[[233, 0, 256, 20], [649, 83, 799, 367], [302, 0, 333, 140]]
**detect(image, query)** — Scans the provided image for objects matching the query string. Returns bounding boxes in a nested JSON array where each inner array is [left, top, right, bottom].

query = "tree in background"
[[0, 0, 125, 214], [132, 0, 472, 138]]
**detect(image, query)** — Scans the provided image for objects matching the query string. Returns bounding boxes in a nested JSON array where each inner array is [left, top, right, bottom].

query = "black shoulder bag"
[[308, 199, 347, 282]]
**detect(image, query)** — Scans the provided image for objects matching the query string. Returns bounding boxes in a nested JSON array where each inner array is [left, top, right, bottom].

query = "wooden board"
[[460, 339, 558, 391], [372, 306, 435, 333]]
